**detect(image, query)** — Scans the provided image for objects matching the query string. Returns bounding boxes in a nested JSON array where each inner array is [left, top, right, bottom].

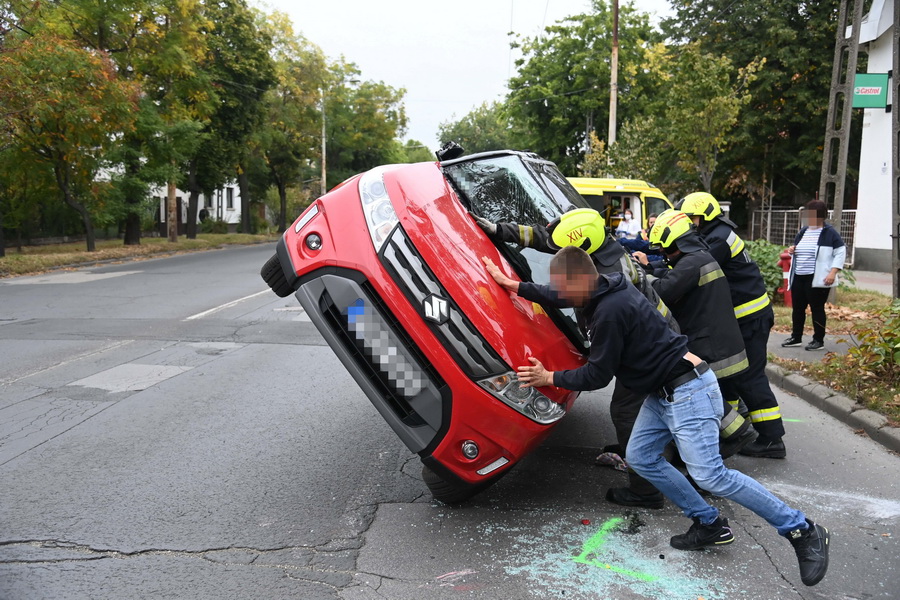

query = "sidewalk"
[[764, 270, 900, 453]]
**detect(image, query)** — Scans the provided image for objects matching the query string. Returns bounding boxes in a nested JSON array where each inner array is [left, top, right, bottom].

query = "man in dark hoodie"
[[481, 246, 830, 588], [473, 209, 754, 509]]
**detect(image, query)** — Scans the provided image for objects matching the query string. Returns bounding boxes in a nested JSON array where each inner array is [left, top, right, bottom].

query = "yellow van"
[[567, 178, 672, 234]]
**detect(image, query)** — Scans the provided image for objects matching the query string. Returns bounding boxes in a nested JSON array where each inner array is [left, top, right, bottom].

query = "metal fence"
[[750, 209, 856, 266]]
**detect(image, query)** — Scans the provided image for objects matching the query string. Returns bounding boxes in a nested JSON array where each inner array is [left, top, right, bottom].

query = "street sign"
[[852, 73, 889, 108]]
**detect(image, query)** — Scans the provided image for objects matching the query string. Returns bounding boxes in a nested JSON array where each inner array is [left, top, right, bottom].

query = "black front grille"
[[381, 227, 507, 379], [318, 289, 426, 427]]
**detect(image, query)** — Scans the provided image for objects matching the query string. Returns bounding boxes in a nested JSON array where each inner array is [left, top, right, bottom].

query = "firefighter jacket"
[[698, 217, 773, 323], [492, 221, 679, 333], [647, 245, 748, 380]]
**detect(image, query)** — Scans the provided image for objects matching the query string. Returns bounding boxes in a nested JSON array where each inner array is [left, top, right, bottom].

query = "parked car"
[[261, 147, 588, 503], [567, 177, 672, 233]]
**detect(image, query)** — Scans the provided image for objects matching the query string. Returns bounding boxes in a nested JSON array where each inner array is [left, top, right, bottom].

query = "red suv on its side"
[[261, 148, 590, 503]]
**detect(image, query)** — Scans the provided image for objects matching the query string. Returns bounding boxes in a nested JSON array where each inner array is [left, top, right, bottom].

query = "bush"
[[201, 218, 229, 234], [745, 239, 785, 299], [843, 299, 900, 383]]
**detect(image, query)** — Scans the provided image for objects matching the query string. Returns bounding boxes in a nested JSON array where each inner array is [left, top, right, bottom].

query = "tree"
[[662, 0, 842, 209], [660, 44, 762, 192], [506, 0, 663, 174], [255, 13, 328, 231], [186, 0, 276, 238], [0, 35, 138, 251], [324, 63, 408, 188], [437, 101, 524, 154]]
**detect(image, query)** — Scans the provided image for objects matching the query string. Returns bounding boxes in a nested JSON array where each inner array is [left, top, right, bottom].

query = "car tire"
[[421, 464, 505, 505], [260, 254, 294, 297]]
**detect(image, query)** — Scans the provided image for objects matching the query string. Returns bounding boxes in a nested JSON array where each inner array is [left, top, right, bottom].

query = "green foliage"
[[437, 101, 524, 154], [201, 218, 229, 234], [744, 239, 785, 300], [663, 1, 842, 208], [506, 0, 663, 174], [844, 300, 900, 379]]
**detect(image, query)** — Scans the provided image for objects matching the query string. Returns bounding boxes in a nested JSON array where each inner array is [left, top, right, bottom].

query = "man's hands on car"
[[482, 256, 552, 388], [517, 357, 554, 388]]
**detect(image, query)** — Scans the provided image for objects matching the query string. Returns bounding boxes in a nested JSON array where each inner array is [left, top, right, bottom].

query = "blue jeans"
[[627, 369, 807, 536]]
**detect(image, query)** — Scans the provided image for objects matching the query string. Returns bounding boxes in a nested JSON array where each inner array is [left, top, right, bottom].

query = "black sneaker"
[[670, 517, 735, 550], [605, 487, 664, 509], [720, 425, 758, 459], [782, 336, 802, 347], [739, 438, 787, 459], [805, 340, 825, 351], [785, 519, 830, 586]]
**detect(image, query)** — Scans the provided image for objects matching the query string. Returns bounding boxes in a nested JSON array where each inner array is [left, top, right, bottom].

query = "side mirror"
[[435, 141, 465, 161]]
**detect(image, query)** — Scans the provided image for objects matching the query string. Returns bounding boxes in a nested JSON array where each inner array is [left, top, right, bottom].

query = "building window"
[[226, 187, 234, 210]]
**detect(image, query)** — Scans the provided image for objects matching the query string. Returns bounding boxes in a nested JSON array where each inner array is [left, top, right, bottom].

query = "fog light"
[[461, 440, 479, 459], [306, 233, 322, 250]]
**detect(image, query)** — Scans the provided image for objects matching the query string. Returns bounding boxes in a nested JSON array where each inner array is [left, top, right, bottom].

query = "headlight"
[[359, 168, 399, 252], [477, 371, 566, 424]]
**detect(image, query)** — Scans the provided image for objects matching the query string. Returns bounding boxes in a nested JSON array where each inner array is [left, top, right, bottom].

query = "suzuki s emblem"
[[423, 294, 450, 325]]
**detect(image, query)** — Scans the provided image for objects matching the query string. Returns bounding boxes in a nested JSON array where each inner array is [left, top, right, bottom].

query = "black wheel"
[[260, 254, 294, 297], [421, 463, 506, 505]]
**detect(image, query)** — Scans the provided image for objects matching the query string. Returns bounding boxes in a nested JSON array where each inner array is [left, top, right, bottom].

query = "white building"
[[152, 183, 243, 233], [854, 0, 895, 271]]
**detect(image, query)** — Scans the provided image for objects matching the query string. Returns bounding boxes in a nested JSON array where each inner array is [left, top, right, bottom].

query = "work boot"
[[782, 336, 802, 347], [605, 487, 664, 509], [720, 423, 757, 459], [670, 517, 734, 550], [785, 519, 830, 586], [739, 437, 787, 459]]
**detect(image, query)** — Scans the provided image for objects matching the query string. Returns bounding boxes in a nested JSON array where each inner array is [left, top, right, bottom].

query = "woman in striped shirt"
[[782, 200, 846, 351]]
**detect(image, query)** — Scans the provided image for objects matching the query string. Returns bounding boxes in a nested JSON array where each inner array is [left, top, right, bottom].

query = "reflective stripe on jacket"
[[648, 248, 748, 380], [699, 217, 772, 322]]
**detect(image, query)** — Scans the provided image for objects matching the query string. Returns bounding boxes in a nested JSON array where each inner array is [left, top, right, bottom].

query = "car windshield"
[[443, 153, 588, 352]]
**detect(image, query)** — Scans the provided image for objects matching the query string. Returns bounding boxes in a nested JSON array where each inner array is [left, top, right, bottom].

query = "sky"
[[255, 0, 675, 150]]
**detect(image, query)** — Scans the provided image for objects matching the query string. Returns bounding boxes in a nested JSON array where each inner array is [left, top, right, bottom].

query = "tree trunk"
[[237, 163, 251, 234], [0, 204, 5, 258], [122, 137, 143, 246], [167, 178, 178, 243], [54, 162, 96, 252], [186, 160, 200, 239], [278, 180, 287, 233]]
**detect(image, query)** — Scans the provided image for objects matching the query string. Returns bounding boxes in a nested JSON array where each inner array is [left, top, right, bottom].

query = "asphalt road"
[[1, 243, 897, 600]]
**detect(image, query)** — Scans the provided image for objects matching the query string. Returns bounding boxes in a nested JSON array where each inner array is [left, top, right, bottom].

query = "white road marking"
[[69, 363, 193, 393], [763, 481, 900, 520], [184, 290, 270, 321], [2, 271, 142, 285], [0, 340, 133, 385]]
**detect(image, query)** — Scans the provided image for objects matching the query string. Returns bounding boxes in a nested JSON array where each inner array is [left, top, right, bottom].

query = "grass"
[[770, 286, 900, 426], [771, 286, 888, 335], [0, 233, 280, 278]]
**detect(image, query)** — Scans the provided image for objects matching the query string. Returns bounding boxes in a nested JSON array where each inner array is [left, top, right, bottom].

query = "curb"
[[765, 364, 900, 454]]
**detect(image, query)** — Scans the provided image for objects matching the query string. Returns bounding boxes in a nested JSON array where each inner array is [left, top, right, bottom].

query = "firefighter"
[[676, 192, 786, 458], [632, 209, 755, 458], [473, 209, 754, 509], [481, 246, 830, 587]]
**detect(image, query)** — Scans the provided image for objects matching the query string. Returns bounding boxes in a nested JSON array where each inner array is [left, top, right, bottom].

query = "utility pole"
[[818, 0, 865, 234], [608, 0, 619, 149], [893, 0, 900, 297], [321, 89, 327, 197]]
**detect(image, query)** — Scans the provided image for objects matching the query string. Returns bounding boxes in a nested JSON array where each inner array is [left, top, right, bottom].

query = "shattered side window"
[[443, 156, 557, 226], [530, 161, 589, 214]]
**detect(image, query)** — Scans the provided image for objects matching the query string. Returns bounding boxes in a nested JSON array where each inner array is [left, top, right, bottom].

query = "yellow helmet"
[[548, 208, 606, 254], [677, 192, 722, 222], [648, 209, 694, 250]]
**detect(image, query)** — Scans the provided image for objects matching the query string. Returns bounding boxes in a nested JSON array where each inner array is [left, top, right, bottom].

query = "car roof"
[[566, 177, 664, 194], [439, 149, 552, 167]]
